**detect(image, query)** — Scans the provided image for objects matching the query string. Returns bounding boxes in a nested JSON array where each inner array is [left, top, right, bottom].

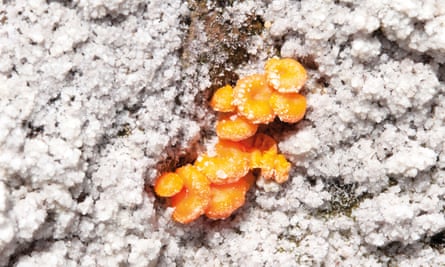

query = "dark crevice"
[[23, 120, 45, 138], [46, 0, 75, 8], [181, 0, 270, 93], [317, 178, 373, 217], [438, 63, 445, 82], [90, 13, 128, 26], [430, 230, 445, 249], [373, 28, 436, 67]]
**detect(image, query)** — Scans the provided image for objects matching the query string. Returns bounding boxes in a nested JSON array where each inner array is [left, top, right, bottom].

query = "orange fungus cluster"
[[153, 57, 308, 224]]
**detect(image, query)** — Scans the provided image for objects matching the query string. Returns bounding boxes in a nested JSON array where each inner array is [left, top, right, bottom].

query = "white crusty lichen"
[[353, 186, 445, 247], [0, 0, 190, 266], [1, 0, 445, 266]]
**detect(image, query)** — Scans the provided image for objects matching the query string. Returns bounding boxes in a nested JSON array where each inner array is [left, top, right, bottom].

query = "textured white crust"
[[1, 0, 445, 266]]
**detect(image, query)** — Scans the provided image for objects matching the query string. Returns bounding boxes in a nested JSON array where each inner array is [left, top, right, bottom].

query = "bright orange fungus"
[[216, 113, 258, 141], [210, 85, 236, 112], [265, 57, 307, 93], [154, 172, 184, 197], [205, 172, 254, 219], [194, 152, 249, 185], [233, 74, 275, 124], [171, 165, 210, 224], [269, 92, 307, 123], [152, 57, 308, 223]]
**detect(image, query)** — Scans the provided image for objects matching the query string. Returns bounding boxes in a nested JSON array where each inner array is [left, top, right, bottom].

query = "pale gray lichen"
[[1, 0, 445, 266]]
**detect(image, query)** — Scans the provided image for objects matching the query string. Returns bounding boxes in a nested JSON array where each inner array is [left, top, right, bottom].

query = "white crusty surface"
[[1, 0, 445, 266]]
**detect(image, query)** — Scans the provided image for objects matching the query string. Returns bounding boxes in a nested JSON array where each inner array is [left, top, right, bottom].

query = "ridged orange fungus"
[[194, 150, 250, 185], [154, 172, 184, 197], [216, 113, 258, 141], [152, 57, 309, 224], [241, 133, 291, 184], [269, 92, 307, 123], [233, 74, 275, 124], [210, 85, 236, 112], [265, 57, 307, 93], [171, 165, 210, 224], [256, 153, 291, 184], [205, 172, 254, 220]]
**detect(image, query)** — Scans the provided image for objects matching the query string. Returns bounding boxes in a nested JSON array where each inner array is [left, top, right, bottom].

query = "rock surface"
[[1, 0, 444, 266]]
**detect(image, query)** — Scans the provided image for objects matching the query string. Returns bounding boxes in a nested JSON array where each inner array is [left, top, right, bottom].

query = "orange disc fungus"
[[269, 92, 307, 123], [214, 138, 249, 154], [240, 133, 290, 183], [172, 191, 209, 224], [195, 144, 250, 185], [216, 113, 258, 141], [176, 164, 210, 197], [205, 172, 254, 220], [241, 133, 278, 155], [233, 74, 275, 124], [210, 85, 236, 112], [258, 153, 291, 184], [171, 165, 210, 224], [265, 57, 307, 93], [170, 188, 187, 207], [152, 57, 309, 223], [154, 172, 184, 197]]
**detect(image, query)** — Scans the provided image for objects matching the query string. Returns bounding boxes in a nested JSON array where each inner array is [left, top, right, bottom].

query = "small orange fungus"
[[241, 133, 277, 154], [172, 191, 209, 224], [154, 172, 184, 197], [176, 164, 210, 196], [240, 133, 278, 170], [216, 113, 258, 141], [269, 92, 307, 123], [205, 172, 254, 220], [195, 146, 250, 185], [233, 74, 275, 124], [259, 153, 291, 184], [240, 133, 291, 183], [153, 57, 310, 223], [210, 85, 236, 112], [170, 188, 186, 207], [171, 165, 210, 224], [215, 139, 248, 154], [265, 57, 307, 93]]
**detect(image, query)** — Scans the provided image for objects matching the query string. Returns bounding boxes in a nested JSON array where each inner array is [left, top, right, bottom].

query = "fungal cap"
[[214, 139, 249, 154], [273, 154, 291, 183], [171, 190, 209, 224], [269, 92, 307, 123], [238, 133, 279, 170], [176, 164, 210, 196], [171, 164, 211, 224], [216, 113, 258, 141], [241, 133, 278, 154], [265, 57, 307, 93], [260, 153, 291, 184], [233, 74, 275, 124], [194, 148, 250, 185], [210, 85, 236, 112], [205, 172, 254, 220], [154, 172, 184, 197]]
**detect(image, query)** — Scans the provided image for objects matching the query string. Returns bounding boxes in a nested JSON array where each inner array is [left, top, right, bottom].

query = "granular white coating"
[[1, 0, 445, 266]]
